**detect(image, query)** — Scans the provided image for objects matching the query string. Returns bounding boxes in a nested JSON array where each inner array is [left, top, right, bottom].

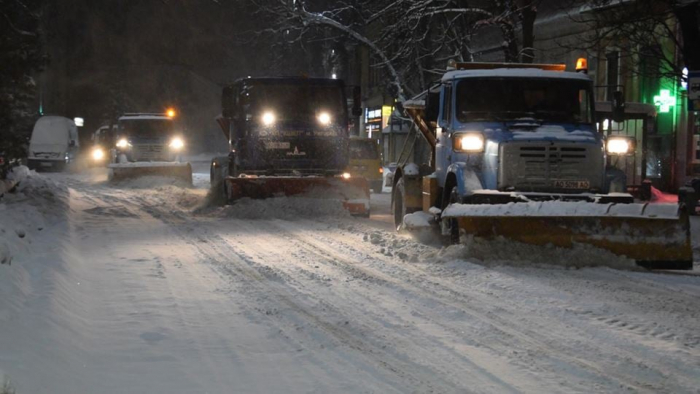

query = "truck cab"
[[410, 65, 633, 210], [217, 77, 350, 178], [114, 113, 185, 163]]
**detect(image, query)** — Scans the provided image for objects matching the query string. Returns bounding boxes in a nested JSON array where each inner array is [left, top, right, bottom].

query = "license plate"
[[264, 141, 290, 150], [40, 162, 53, 167], [553, 180, 589, 189]]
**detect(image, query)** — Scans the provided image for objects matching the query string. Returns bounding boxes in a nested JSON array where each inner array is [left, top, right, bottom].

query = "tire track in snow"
[[79, 181, 700, 393], [276, 220, 700, 393]]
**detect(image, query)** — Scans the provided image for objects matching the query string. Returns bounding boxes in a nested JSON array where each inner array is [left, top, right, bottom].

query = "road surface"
[[1, 166, 699, 393]]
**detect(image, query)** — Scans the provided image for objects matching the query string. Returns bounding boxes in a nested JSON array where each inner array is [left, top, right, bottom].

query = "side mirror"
[[351, 86, 362, 117], [612, 90, 625, 123], [222, 85, 235, 119]]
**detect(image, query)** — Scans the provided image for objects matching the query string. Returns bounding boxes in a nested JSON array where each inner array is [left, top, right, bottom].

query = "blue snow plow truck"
[[393, 62, 692, 270]]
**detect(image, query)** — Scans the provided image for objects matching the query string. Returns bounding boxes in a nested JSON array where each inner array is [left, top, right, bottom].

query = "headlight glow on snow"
[[92, 148, 105, 160], [606, 138, 631, 155], [116, 138, 129, 148], [261, 111, 276, 126], [169, 137, 185, 150], [317, 112, 332, 126], [455, 133, 484, 152]]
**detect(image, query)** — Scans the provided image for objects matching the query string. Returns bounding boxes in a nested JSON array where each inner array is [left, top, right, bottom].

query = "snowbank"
[[453, 236, 638, 270], [201, 196, 351, 221], [0, 167, 68, 269]]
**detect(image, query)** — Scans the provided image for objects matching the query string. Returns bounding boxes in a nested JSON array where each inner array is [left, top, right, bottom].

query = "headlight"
[[116, 138, 129, 148], [261, 111, 276, 126], [454, 133, 485, 152], [169, 137, 185, 150], [92, 148, 105, 160], [341, 172, 351, 179], [606, 137, 632, 155], [317, 112, 331, 125]]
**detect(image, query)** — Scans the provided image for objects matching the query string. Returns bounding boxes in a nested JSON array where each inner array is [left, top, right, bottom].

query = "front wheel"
[[440, 186, 461, 244]]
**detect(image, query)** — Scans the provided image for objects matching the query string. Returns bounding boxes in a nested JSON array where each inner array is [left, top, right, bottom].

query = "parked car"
[[27, 116, 79, 171]]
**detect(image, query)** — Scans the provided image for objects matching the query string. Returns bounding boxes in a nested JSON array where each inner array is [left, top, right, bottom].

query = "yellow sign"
[[381, 105, 393, 130]]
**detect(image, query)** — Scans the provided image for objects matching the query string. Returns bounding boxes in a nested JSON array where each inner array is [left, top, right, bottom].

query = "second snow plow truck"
[[394, 62, 693, 270], [108, 111, 192, 184], [211, 77, 370, 215]]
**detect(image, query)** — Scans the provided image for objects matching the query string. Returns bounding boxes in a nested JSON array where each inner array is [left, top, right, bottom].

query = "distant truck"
[[89, 124, 116, 167], [347, 137, 383, 192], [27, 116, 79, 171], [108, 112, 192, 183], [211, 77, 369, 215], [394, 62, 692, 270]]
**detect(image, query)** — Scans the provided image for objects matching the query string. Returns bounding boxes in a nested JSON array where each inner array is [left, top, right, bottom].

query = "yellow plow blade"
[[108, 162, 193, 185], [442, 202, 693, 270]]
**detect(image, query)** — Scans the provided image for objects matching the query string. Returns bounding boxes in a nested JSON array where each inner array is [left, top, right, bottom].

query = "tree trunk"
[[520, 1, 537, 63]]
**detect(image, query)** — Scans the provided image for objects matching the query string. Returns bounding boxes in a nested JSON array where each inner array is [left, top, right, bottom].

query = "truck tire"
[[392, 177, 407, 231]]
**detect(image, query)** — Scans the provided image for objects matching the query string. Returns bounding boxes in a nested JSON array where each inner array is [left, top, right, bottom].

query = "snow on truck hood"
[[509, 125, 597, 142], [461, 124, 600, 143]]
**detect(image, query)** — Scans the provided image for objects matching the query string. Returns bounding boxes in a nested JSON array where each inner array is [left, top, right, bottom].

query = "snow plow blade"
[[442, 202, 693, 270], [108, 162, 193, 185], [224, 176, 370, 216]]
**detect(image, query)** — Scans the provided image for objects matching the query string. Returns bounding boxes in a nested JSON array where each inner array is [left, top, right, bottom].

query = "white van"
[[27, 116, 79, 171]]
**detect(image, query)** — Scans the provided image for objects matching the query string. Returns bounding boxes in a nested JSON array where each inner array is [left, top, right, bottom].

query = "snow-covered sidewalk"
[[1, 171, 699, 393]]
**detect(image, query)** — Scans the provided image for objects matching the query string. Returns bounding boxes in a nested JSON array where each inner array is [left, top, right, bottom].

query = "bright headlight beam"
[[262, 111, 276, 126], [116, 138, 129, 148], [607, 138, 630, 155], [169, 137, 185, 150], [92, 148, 104, 160], [318, 112, 331, 125], [341, 172, 351, 179], [458, 134, 484, 152]]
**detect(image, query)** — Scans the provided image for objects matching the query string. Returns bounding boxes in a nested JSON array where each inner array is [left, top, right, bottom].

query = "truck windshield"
[[245, 83, 345, 126], [455, 78, 593, 124], [119, 119, 174, 137], [349, 140, 379, 160]]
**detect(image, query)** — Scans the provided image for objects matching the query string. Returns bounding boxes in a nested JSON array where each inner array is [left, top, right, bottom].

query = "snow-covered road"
[[1, 169, 700, 393]]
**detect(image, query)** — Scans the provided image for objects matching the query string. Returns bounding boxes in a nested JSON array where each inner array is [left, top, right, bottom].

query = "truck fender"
[[446, 163, 484, 200]]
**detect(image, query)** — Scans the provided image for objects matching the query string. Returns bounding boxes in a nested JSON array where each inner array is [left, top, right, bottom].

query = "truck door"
[[435, 82, 453, 186]]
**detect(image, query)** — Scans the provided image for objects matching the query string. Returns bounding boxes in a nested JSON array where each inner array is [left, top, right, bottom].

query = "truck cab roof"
[[442, 68, 592, 82], [118, 113, 171, 121]]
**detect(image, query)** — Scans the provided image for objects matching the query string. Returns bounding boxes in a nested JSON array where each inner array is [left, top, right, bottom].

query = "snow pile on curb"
[[204, 196, 351, 220], [0, 167, 69, 266]]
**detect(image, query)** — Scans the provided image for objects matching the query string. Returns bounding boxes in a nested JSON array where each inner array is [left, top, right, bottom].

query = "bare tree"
[[564, 0, 700, 82], [250, 0, 540, 101]]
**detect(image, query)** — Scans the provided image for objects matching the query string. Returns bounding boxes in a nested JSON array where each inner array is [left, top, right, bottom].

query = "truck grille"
[[499, 142, 603, 192], [133, 144, 165, 161]]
